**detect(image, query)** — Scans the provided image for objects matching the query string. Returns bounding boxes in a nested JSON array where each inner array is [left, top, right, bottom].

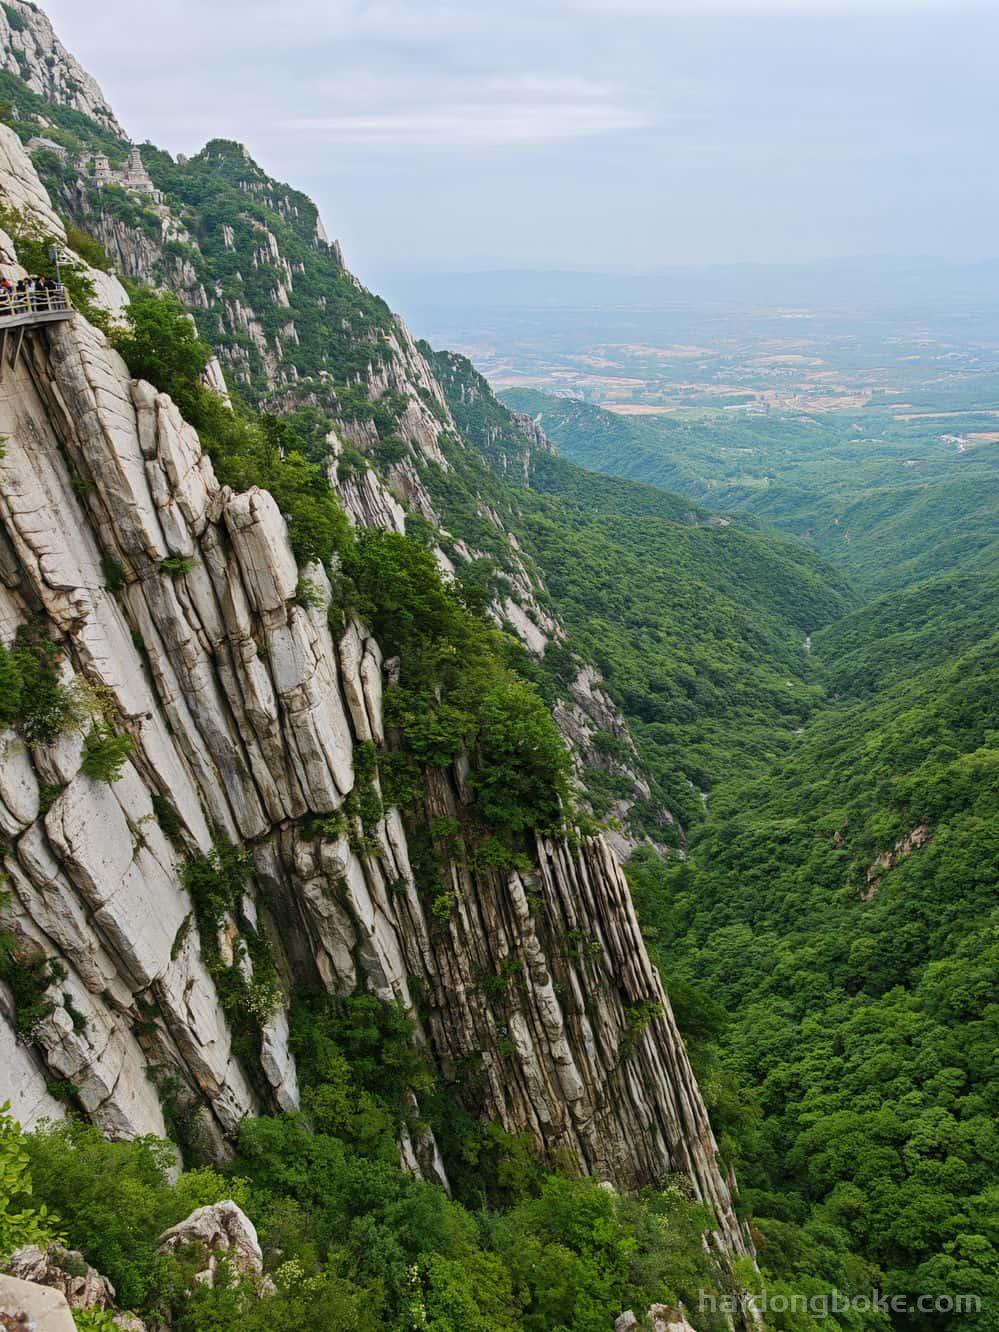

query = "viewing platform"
[[0, 284, 74, 379], [0, 285, 74, 327]]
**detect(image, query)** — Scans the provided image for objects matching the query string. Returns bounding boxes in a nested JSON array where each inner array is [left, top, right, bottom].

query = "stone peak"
[[0, 2, 126, 139]]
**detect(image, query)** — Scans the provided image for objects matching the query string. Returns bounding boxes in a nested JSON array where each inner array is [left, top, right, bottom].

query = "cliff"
[[0, 30, 681, 846], [0, 1, 124, 137], [0, 126, 746, 1260]]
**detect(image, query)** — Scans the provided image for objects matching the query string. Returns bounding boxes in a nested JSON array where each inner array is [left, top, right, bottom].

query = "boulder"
[[0, 1274, 76, 1332], [156, 1201, 263, 1286], [648, 1307, 698, 1332], [4, 1245, 114, 1310], [615, 1308, 698, 1332]]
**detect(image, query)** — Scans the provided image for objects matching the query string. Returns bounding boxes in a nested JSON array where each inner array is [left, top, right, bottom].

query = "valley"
[[0, 5, 993, 1332]]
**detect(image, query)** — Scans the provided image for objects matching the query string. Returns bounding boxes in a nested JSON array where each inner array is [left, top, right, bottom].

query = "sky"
[[41, 1, 999, 283]]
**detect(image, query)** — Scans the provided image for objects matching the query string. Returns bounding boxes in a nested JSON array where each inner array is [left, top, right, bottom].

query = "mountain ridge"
[[0, 7, 994, 1330]]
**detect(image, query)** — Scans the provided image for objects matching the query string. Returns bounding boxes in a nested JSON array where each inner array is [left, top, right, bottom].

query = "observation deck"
[[0, 284, 74, 378]]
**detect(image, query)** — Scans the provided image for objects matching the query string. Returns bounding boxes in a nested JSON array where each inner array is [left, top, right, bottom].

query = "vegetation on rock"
[[0, 52, 992, 1332]]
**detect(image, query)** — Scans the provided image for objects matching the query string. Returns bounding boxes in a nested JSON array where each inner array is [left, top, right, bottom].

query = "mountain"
[[0, 6, 783, 1329], [0, 5, 994, 1330], [0, 2, 122, 135]]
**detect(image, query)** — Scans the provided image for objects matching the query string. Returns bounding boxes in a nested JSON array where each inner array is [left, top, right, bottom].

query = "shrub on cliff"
[[111, 287, 211, 392], [471, 681, 570, 834], [348, 529, 571, 835], [0, 1102, 61, 1260], [80, 721, 135, 784]]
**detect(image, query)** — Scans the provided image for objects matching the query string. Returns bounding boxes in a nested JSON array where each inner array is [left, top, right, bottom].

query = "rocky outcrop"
[[616, 1307, 699, 1332], [553, 666, 677, 861], [0, 987, 66, 1127], [157, 1201, 263, 1286], [3, 1247, 146, 1331], [0, 1274, 76, 1332], [5, 1246, 116, 1313], [863, 822, 932, 898], [0, 122, 66, 237], [0, 80, 745, 1261], [328, 436, 406, 534], [0, 3, 124, 137], [511, 410, 556, 459]]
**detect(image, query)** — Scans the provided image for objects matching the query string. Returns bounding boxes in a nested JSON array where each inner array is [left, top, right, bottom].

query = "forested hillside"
[[502, 389, 999, 596], [430, 362, 999, 1329], [420, 349, 851, 826], [493, 386, 999, 1327], [0, 6, 994, 1331], [637, 624, 998, 1327]]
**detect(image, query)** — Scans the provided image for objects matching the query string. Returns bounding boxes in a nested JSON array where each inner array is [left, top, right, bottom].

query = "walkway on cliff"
[[0, 283, 74, 377]]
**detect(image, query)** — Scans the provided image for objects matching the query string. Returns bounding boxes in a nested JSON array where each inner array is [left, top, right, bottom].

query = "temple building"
[[81, 146, 163, 202]]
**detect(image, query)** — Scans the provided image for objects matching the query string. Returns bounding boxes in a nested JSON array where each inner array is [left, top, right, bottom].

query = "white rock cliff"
[[0, 126, 747, 1259]]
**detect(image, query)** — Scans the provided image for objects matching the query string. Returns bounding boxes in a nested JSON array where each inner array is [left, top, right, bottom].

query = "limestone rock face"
[[157, 1201, 263, 1286], [0, 124, 66, 238], [511, 410, 556, 459], [0, 4, 124, 137], [328, 435, 407, 533], [5, 1245, 116, 1312], [0, 1274, 77, 1332], [649, 1307, 699, 1332], [0, 987, 66, 1127], [0, 110, 746, 1260], [2, 1249, 147, 1331], [616, 1308, 699, 1332]]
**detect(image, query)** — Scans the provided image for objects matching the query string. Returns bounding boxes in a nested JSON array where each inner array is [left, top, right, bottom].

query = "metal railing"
[[0, 283, 73, 319]]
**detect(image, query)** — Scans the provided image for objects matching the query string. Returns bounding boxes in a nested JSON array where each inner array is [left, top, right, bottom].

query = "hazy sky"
[[42, 1, 999, 281]]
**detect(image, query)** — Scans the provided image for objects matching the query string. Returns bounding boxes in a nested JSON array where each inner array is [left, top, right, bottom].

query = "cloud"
[[38, 0, 999, 270], [281, 67, 651, 150], [558, 0, 978, 9], [283, 102, 649, 149]]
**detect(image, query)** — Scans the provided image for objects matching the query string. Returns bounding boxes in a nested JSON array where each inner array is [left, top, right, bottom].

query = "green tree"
[[0, 1102, 60, 1261], [111, 289, 211, 395], [471, 681, 570, 834]]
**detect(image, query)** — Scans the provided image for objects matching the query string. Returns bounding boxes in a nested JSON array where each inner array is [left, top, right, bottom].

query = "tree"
[[112, 288, 211, 397], [471, 681, 570, 834]]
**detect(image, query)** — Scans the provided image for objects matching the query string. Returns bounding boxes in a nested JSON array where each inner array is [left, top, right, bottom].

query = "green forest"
[[470, 386, 999, 1330], [501, 389, 999, 597], [430, 361, 999, 1328]]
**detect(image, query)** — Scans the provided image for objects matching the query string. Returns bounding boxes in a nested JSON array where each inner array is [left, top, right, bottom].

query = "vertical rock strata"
[[0, 132, 746, 1257]]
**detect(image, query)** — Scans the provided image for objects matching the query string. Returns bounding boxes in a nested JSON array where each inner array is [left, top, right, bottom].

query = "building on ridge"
[[78, 145, 162, 202]]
